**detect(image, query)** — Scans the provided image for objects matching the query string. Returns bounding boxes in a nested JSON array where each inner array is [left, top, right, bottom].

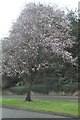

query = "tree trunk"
[[25, 66, 37, 101], [25, 82, 32, 101]]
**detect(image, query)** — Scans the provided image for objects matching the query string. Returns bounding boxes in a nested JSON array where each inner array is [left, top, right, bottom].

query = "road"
[[2, 95, 78, 102], [1, 107, 69, 118], [0, 95, 78, 118]]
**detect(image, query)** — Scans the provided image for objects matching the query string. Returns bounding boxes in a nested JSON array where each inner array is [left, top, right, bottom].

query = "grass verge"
[[0, 98, 79, 117]]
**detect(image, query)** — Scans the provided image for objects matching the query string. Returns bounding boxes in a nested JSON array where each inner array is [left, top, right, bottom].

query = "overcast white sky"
[[0, 0, 79, 39]]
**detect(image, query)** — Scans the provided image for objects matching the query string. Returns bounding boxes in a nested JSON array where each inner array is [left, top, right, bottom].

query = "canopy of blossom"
[[2, 3, 77, 78]]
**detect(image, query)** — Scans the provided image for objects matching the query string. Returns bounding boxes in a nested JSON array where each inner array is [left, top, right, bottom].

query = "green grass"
[[0, 98, 79, 117]]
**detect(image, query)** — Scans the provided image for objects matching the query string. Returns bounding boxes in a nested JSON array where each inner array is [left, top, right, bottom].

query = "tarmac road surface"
[[1, 107, 69, 118]]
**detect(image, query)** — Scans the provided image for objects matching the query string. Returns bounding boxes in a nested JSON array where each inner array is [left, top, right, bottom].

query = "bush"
[[10, 84, 50, 95], [10, 86, 27, 95], [62, 82, 78, 93], [32, 84, 49, 94], [9, 82, 78, 95]]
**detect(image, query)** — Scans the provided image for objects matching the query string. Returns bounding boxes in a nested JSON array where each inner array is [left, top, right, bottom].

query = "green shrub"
[[10, 85, 49, 95], [10, 86, 27, 95], [32, 84, 49, 94], [9, 82, 78, 95], [64, 83, 78, 93]]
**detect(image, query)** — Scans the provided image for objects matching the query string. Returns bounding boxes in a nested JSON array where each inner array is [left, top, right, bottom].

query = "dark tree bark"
[[25, 82, 32, 101], [25, 66, 37, 101]]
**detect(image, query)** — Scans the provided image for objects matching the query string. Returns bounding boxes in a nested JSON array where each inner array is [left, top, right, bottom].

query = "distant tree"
[[2, 3, 77, 101], [66, 10, 78, 85], [78, 16, 80, 84], [67, 10, 78, 36], [66, 10, 78, 59], [0, 40, 2, 88]]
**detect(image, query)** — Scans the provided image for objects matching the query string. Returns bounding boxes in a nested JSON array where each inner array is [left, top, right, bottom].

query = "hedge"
[[9, 83, 78, 95]]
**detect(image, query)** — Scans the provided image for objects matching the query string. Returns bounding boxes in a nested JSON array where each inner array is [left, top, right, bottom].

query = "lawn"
[[0, 98, 79, 117]]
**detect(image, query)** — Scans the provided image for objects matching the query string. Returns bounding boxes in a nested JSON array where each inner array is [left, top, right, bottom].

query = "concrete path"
[[1, 107, 69, 118]]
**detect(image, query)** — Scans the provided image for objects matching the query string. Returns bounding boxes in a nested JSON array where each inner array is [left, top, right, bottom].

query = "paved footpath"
[[2, 95, 78, 102], [1, 107, 69, 118]]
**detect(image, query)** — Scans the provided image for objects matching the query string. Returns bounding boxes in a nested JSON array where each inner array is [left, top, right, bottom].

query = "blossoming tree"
[[2, 3, 77, 101]]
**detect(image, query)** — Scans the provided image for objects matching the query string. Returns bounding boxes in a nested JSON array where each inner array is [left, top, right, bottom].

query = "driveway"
[[1, 107, 69, 118]]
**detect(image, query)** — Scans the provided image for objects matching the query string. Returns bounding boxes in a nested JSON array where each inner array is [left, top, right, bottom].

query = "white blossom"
[[2, 3, 77, 79]]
